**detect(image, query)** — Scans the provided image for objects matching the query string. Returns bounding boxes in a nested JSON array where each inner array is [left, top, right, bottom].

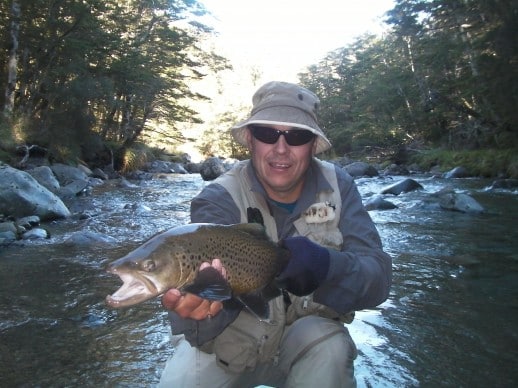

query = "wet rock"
[[364, 195, 398, 211], [0, 164, 71, 221], [144, 160, 188, 174], [380, 178, 423, 195], [50, 163, 89, 185], [489, 179, 518, 190], [200, 157, 227, 181], [28, 166, 60, 193], [382, 164, 410, 176], [443, 166, 470, 179], [63, 231, 117, 247], [344, 161, 379, 177], [436, 189, 484, 213], [0, 230, 16, 244], [118, 177, 139, 188], [15, 216, 40, 229], [91, 167, 109, 180], [124, 203, 152, 213], [22, 228, 49, 240], [57, 179, 90, 199]]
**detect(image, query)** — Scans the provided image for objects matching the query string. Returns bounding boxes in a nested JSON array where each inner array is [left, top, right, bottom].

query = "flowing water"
[[1, 172, 517, 387]]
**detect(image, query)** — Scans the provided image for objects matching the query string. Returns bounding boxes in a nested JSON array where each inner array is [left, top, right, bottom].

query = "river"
[[1, 172, 517, 387]]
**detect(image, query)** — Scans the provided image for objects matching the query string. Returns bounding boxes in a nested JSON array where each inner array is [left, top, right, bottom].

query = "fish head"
[[105, 230, 189, 308]]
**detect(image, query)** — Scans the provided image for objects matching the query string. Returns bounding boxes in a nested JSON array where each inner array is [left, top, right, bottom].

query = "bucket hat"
[[231, 81, 332, 154]]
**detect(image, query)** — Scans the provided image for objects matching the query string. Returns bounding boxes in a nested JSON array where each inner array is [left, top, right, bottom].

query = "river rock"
[[364, 195, 398, 211], [0, 164, 71, 221], [344, 161, 379, 177], [22, 228, 49, 240], [28, 166, 61, 193], [63, 231, 117, 247], [57, 179, 90, 199], [0, 221, 17, 235], [15, 216, 40, 229], [380, 178, 423, 195], [443, 166, 470, 179], [382, 164, 410, 176], [436, 189, 484, 213], [50, 163, 89, 185], [0, 230, 16, 244], [91, 167, 109, 180], [488, 178, 518, 190], [200, 157, 227, 181]]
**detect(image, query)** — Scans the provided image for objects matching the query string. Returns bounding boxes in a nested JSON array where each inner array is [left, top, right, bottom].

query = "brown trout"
[[105, 223, 290, 317]]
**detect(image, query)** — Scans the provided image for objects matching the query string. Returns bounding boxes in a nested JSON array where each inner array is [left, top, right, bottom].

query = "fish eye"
[[142, 259, 156, 272]]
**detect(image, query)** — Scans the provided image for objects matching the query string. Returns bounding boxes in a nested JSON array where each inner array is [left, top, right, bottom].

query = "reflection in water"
[[1, 174, 517, 386]]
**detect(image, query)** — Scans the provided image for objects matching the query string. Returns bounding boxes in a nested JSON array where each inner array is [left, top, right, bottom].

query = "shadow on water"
[[1, 173, 517, 387]]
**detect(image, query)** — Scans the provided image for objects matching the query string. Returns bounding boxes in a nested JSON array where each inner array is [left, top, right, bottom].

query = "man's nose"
[[272, 133, 289, 152]]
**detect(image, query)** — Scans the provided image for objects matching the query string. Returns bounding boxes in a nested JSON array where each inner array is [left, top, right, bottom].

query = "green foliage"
[[115, 142, 156, 173], [411, 148, 518, 178], [299, 0, 518, 155], [0, 0, 223, 166]]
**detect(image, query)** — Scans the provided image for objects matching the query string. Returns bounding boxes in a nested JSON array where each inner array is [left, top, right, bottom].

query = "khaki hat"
[[231, 81, 332, 154]]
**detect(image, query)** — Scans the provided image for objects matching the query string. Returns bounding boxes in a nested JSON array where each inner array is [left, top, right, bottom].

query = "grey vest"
[[206, 159, 351, 373]]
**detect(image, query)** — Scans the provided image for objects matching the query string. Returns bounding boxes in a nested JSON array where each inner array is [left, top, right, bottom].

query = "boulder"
[[50, 163, 89, 185], [344, 161, 379, 177], [380, 178, 423, 195], [0, 164, 71, 221], [364, 195, 398, 211], [28, 166, 60, 193], [435, 188, 485, 213], [443, 166, 470, 179], [200, 157, 228, 181]]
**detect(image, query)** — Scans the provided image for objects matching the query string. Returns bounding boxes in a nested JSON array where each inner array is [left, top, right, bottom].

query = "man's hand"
[[161, 259, 226, 320], [276, 236, 330, 296]]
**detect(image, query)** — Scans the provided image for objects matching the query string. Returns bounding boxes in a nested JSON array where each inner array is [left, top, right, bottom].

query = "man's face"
[[246, 125, 317, 203]]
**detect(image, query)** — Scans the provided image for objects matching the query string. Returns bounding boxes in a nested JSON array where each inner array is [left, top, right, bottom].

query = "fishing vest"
[[206, 159, 353, 373]]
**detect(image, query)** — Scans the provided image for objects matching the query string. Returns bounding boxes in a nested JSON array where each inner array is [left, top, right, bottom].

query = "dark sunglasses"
[[249, 125, 316, 146]]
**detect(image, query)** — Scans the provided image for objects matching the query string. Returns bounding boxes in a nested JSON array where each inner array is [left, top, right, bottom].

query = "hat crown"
[[251, 81, 320, 121]]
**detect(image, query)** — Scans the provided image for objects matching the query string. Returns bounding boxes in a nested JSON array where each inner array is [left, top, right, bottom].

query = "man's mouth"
[[270, 162, 291, 169]]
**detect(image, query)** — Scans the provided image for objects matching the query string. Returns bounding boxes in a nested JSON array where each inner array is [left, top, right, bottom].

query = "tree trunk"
[[4, 0, 21, 115]]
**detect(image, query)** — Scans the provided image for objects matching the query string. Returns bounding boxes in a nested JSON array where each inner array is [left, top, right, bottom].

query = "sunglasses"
[[249, 125, 316, 146]]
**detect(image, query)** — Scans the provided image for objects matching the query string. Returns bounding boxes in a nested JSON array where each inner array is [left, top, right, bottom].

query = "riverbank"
[[345, 146, 518, 179]]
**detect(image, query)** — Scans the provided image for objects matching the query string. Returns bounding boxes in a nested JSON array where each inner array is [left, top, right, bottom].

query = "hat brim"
[[231, 106, 332, 154]]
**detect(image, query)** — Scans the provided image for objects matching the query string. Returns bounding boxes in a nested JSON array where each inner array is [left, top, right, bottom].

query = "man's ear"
[[245, 127, 253, 149], [311, 138, 318, 155]]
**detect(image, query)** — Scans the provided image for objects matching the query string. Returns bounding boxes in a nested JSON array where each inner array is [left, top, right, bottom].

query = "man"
[[159, 81, 392, 387]]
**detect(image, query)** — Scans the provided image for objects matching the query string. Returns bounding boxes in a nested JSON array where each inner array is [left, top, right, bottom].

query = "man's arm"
[[314, 169, 392, 313]]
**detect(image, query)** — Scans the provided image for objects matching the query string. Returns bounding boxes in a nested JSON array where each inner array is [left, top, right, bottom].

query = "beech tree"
[[300, 0, 518, 153], [0, 0, 224, 163]]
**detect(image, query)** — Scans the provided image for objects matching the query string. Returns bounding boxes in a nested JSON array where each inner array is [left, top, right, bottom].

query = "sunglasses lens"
[[250, 126, 280, 144], [285, 130, 316, 146], [250, 126, 315, 146]]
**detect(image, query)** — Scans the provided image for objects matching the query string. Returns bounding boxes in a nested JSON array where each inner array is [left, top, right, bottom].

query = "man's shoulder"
[[314, 159, 353, 185]]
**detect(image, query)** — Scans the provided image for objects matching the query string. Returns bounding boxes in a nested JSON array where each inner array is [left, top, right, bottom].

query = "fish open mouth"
[[105, 272, 160, 308]]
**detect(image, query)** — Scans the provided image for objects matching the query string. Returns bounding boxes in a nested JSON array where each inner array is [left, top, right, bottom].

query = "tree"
[[300, 0, 518, 153], [0, 0, 224, 165]]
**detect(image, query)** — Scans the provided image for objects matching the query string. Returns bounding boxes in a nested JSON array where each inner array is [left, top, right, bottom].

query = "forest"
[[1, 0, 517, 176]]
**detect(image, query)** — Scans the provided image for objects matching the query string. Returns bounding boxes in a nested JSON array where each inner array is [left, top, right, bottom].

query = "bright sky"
[[199, 0, 395, 82], [179, 0, 395, 159]]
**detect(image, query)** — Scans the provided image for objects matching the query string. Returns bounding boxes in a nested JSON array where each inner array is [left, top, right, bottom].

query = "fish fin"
[[228, 222, 267, 238], [236, 294, 270, 320], [261, 281, 282, 301], [222, 298, 244, 312], [182, 267, 232, 301], [246, 207, 264, 226]]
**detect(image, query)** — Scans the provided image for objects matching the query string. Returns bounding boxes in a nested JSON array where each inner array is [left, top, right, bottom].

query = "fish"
[[105, 223, 290, 318]]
